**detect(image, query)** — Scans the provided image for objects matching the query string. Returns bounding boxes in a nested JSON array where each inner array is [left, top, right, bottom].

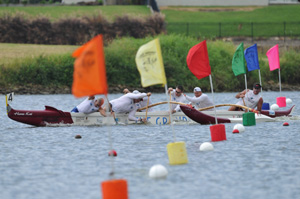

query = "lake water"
[[1, 91, 300, 199]]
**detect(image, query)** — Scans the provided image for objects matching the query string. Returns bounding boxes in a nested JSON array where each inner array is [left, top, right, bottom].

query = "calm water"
[[1, 92, 300, 199]]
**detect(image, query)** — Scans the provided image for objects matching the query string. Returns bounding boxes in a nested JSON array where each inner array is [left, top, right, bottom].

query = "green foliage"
[[1, 35, 300, 91]]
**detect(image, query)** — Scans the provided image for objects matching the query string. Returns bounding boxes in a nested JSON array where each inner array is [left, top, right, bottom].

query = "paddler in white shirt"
[[122, 88, 154, 112], [168, 85, 186, 114], [228, 83, 263, 112], [183, 87, 214, 110], [109, 92, 151, 122], [71, 96, 106, 116]]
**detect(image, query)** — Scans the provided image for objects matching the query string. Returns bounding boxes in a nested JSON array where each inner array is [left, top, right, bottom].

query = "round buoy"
[[232, 129, 239, 133], [270, 104, 279, 111], [233, 124, 245, 133], [199, 142, 214, 151], [149, 164, 168, 179], [283, 122, 289, 126], [286, 98, 293, 104], [75, 135, 82, 139], [108, 150, 117, 157]]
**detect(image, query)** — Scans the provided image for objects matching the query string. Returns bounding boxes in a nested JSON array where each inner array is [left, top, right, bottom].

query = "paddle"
[[137, 101, 187, 111], [144, 95, 150, 123], [138, 102, 259, 114], [197, 104, 258, 113]]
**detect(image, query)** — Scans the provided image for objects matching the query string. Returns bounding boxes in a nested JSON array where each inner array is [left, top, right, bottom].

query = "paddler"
[[168, 85, 186, 113], [228, 83, 263, 112], [71, 96, 106, 116], [109, 92, 151, 122], [183, 87, 214, 110]]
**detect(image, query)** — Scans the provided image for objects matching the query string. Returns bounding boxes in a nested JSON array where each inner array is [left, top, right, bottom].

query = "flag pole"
[[244, 73, 248, 108], [209, 75, 218, 124], [165, 84, 176, 142], [278, 68, 282, 96], [258, 69, 263, 96]]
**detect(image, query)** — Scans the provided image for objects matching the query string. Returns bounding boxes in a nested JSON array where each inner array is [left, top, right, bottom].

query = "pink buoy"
[[283, 122, 289, 126], [210, 124, 226, 142], [232, 129, 239, 134], [276, 97, 286, 107]]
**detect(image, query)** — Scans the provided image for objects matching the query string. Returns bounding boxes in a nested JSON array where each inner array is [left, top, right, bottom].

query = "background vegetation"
[[1, 35, 300, 93]]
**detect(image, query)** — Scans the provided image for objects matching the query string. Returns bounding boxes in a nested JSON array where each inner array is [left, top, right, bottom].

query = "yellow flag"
[[135, 38, 167, 87]]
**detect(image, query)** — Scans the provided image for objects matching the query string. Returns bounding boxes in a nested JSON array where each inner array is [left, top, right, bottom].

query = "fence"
[[167, 22, 300, 41]]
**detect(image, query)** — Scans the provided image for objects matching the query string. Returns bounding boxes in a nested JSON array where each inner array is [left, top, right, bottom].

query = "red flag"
[[186, 40, 211, 80], [72, 35, 108, 97]]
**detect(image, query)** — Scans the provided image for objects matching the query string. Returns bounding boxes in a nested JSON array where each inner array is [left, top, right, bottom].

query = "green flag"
[[232, 42, 246, 76]]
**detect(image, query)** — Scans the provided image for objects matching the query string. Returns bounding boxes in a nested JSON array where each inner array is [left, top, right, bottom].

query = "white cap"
[[133, 90, 140, 94], [194, 87, 201, 92]]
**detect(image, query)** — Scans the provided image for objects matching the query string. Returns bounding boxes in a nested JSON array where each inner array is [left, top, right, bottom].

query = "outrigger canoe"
[[180, 105, 295, 125], [6, 103, 295, 127]]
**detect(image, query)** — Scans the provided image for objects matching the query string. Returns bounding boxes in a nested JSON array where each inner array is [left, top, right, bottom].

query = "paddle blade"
[[72, 35, 108, 97], [232, 42, 246, 76], [244, 43, 260, 71], [186, 40, 211, 80], [266, 44, 280, 71], [135, 38, 167, 87]]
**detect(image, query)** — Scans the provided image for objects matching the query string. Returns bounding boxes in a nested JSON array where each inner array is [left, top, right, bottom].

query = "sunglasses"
[[175, 90, 181, 94]]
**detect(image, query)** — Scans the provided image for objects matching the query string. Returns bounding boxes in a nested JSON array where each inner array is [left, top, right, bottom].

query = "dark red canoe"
[[180, 105, 295, 125], [7, 104, 73, 127]]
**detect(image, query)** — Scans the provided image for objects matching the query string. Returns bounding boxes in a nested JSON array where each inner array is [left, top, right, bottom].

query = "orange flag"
[[72, 35, 108, 97]]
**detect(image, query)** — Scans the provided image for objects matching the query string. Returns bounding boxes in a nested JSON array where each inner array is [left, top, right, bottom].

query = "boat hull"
[[180, 105, 276, 125], [7, 104, 294, 127]]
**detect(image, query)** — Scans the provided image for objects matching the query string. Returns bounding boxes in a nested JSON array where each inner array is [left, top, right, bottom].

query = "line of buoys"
[[149, 164, 168, 179], [232, 129, 239, 133], [233, 124, 245, 133], [167, 142, 188, 165], [270, 104, 279, 111], [210, 124, 226, 142], [75, 135, 82, 139], [108, 150, 117, 157], [277, 97, 286, 107], [286, 98, 293, 104], [101, 179, 128, 199], [199, 142, 214, 151], [283, 122, 289, 126]]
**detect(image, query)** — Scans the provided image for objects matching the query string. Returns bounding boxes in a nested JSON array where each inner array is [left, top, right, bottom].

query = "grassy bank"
[[1, 5, 300, 23], [1, 35, 300, 93], [0, 5, 151, 21]]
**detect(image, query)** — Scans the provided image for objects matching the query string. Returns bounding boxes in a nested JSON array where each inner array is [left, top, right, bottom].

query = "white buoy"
[[286, 98, 292, 104], [233, 124, 245, 132], [149, 164, 168, 179], [199, 142, 214, 151], [271, 104, 279, 110]]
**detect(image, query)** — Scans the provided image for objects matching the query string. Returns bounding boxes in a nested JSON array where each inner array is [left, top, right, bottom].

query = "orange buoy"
[[232, 129, 239, 133], [101, 179, 128, 199], [283, 122, 289, 126], [210, 124, 226, 142]]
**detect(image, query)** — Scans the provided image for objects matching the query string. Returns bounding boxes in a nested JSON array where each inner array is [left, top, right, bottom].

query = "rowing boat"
[[180, 105, 295, 125], [6, 103, 295, 127]]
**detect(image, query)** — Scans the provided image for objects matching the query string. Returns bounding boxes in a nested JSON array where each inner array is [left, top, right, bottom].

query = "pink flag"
[[266, 44, 280, 71], [186, 40, 211, 80]]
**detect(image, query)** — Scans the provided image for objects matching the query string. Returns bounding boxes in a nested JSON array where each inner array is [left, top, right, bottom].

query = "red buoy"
[[108, 150, 117, 157], [232, 129, 239, 133], [283, 122, 289, 126], [210, 124, 226, 142]]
